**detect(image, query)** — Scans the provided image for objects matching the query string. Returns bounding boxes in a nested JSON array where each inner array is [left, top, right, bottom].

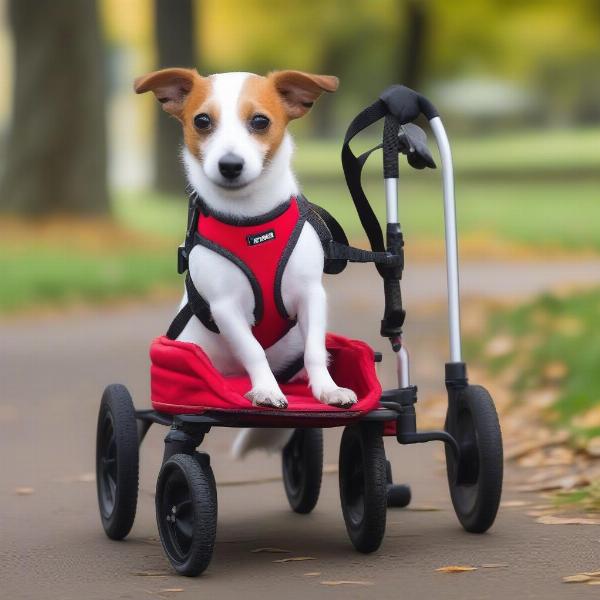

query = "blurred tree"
[[0, 0, 108, 216], [154, 0, 196, 194], [399, 0, 429, 88]]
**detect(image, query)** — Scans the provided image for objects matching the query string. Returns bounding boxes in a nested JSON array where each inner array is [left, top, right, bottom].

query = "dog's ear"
[[134, 68, 199, 118], [270, 70, 339, 120]]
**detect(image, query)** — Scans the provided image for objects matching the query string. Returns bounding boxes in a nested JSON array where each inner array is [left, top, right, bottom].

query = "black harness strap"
[[326, 240, 403, 266]]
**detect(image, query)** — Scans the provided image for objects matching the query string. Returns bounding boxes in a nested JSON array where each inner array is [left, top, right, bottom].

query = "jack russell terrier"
[[135, 69, 357, 453]]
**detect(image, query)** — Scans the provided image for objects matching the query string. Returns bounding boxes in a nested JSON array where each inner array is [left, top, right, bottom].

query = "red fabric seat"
[[150, 333, 383, 426]]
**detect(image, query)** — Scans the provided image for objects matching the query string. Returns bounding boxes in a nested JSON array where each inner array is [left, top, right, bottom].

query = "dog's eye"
[[194, 113, 212, 131], [249, 114, 270, 131]]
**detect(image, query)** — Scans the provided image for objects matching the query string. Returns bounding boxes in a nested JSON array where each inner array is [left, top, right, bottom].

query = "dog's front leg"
[[210, 299, 288, 409], [297, 283, 357, 408]]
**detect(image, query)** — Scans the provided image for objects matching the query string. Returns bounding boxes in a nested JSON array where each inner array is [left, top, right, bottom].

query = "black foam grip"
[[382, 116, 400, 179], [379, 84, 439, 124], [382, 278, 405, 332]]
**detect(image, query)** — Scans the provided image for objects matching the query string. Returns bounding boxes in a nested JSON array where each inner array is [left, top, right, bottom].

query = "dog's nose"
[[218, 153, 244, 180]]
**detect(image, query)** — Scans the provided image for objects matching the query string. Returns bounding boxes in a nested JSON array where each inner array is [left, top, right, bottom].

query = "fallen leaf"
[[587, 581, 600, 586], [500, 500, 530, 508], [573, 406, 600, 429], [504, 432, 569, 461], [130, 570, 169, 577], [273, 556, 316, 563], [543, 361, 568, 381], [15, 486, 34, 496], [480, 563, 509, 569], [160, 589, 185, 593], [563, 574, 593, 583], [537, 515, 600, 525], [485, 335, 514, 358], [304, 572, 321, 577], [436, 565, 477, 573], [323, 464, 338, 474], [406, 505, 442, 512], [586, 438, 600, 458], [251, 547, 291, 554], [320, 581, 373, 586]]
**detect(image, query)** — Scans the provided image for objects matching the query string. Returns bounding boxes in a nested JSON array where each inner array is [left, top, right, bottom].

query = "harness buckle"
[[177, 245, 188, 274]]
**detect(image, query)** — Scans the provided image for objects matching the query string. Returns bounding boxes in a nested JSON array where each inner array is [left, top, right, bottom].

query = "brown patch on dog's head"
[[237, 71, 339, 161], [268, 70, 339, 120], [134, 67, 213, 160]]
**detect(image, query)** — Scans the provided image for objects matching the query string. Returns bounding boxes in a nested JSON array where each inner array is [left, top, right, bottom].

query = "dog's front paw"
[[320, 387, 358, 408], [245, 387, 288, 409]]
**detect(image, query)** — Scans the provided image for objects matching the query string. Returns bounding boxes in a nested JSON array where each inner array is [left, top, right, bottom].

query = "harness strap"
[[166, 273, 219, 340], [326, 240, 403, 266]]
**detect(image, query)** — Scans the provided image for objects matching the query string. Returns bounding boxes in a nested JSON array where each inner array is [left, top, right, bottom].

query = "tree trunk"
[[0, 0, 108, 216], [400, 0, 428, 89], [154, 0, 196, 195]]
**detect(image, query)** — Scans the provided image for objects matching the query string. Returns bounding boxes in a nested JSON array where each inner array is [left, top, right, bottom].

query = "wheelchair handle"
[[379, 86, 463, 364], [379, 85, 439, 125]]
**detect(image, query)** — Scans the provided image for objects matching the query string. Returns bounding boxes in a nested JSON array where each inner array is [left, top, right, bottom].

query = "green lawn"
[[2, 125, 599, 314], [0, 245, 179, 313], [116, 178, 600, 253], [468, 287, 600, 440]]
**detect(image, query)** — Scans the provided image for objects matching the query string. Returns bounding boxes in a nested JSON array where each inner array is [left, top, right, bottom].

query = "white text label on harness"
[[247, 229, 276, 246]]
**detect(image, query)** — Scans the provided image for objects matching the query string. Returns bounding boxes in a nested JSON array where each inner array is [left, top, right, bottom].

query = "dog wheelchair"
[[96, 86, 503, 576]]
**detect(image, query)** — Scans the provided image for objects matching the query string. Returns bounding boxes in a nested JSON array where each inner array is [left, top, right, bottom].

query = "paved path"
[[2, 260, 600, 599]]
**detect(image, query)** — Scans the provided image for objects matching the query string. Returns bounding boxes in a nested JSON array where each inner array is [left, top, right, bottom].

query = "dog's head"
[[134, 69, 338, 192]]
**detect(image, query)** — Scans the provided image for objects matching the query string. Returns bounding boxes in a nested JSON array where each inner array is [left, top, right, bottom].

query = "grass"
[[467, 287, 600, 440], [554, 480, 600, 512], [0, 219, 179, 313], [1, 125, 599, 314], [115, 179, 600, 254], [293, 125, 600, 179]]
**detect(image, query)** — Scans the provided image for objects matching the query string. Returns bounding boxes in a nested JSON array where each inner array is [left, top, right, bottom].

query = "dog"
[[135, 69, 357, 455]]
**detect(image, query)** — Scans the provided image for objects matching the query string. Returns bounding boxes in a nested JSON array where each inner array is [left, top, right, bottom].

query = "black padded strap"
[[341, 99, 388, 259], [165, 274, 220, 340], [185, 273, 219, 333], [166, 303, 194, 340], [326, 240, 403, 266]]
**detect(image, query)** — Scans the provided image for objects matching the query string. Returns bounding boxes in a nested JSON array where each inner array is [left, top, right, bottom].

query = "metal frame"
[[429, 117, 462, 363], [384, 116, 463, 365]]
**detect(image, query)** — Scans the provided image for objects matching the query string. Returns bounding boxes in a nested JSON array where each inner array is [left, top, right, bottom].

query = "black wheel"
[[282, 428, 323, 514], [156, 453, 217, 577], [96, 384, 139, 540], [339, 423, 387, 553], [386, 460, 412, 508], [445, 384, 503, 533]]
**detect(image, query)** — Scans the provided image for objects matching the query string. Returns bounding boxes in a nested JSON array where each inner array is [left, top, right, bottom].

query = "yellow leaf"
[[273, 556, 316, 563], [251, 547, 290, 554], [304, 572, 321, 577], [537, 515, 600, 525], [320, 581, 373, 586], [500, 500, 530, 508], [436, 565, 477, 573], [562, 574, 592, 583], [543, 361, 568, 381], [586, 437, 600, 457], [15, 486, 34, 496], [485, 335, 514, 358]]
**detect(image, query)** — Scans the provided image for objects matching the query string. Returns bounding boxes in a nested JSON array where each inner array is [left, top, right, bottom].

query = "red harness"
[[195, 197, 302, 349]]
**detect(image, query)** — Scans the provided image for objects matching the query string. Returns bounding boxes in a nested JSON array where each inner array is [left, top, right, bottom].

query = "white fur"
[[177, 72, 357, 457]]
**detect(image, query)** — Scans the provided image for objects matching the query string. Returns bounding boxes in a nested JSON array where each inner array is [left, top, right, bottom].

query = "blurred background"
[[1, 0, 599, 307], [1, 0, 600, 513]]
